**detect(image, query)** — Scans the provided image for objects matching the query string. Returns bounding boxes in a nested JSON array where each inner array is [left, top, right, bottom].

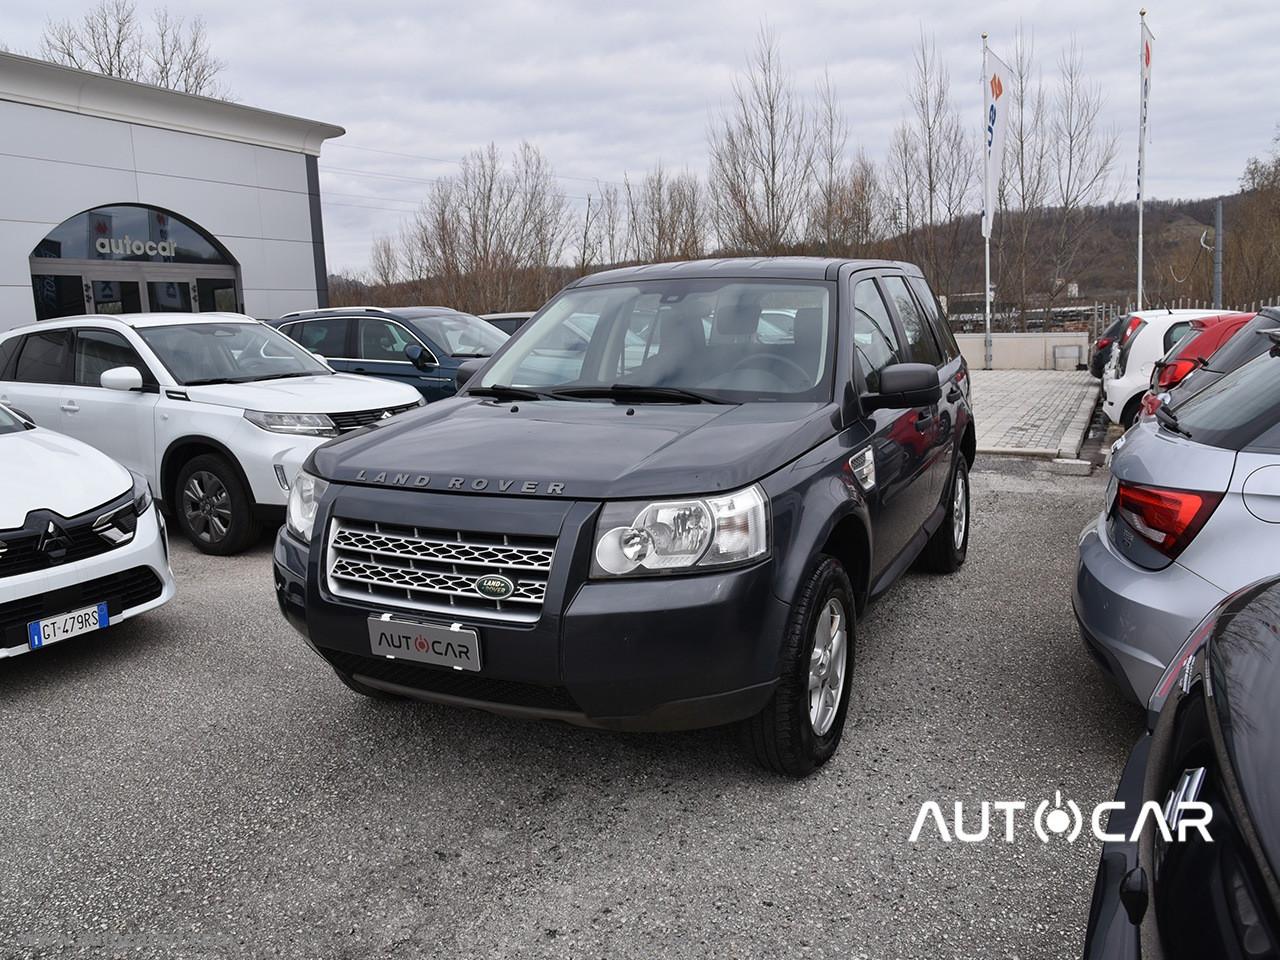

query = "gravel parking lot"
[[1, 457, 1142, 960]]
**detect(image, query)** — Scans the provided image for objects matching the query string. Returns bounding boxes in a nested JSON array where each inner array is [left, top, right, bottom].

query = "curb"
[[1055, 383, 1102, 460]]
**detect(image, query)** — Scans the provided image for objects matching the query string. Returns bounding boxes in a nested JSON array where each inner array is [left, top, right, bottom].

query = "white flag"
[[981, 46, 1012, 240], [1137, 22, 1154, 203]]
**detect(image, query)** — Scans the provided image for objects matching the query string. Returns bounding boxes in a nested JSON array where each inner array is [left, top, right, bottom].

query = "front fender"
[[761, 434, 873, 609]]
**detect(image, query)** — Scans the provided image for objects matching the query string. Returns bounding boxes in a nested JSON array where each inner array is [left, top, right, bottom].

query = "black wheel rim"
[[182, 470, 232, 544]]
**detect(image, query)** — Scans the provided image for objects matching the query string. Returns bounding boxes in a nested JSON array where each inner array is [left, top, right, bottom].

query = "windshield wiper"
[[1155, 404, 1193, 438], [467, 384, 562, 401], [550, 383, 730, 405], [182, 377, 236, 386], [251, 371, 317, 382]]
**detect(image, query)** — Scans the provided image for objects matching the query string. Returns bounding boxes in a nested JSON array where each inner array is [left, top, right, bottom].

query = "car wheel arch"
[[961, 421, 976, 469], [161, 436, 256, 510], [818, 511, 873, 615]]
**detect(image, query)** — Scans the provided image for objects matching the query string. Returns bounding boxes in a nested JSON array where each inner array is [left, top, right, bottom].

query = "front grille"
[[329, 402, 419, 433], [326, 519, 555, 622], [0, 566, 163, 648], [325, 649, 581, 713], [0, 503, 135, 578]]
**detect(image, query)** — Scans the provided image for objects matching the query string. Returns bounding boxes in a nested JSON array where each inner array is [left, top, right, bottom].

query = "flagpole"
[[1137, 8, 1147, 310], [982, 33, 992, 370]]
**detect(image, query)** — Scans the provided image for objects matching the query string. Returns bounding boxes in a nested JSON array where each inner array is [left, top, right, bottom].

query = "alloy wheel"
[[183, 470, 232, 544], [953, 467, 968, 551], [808, 597, 848, 736]]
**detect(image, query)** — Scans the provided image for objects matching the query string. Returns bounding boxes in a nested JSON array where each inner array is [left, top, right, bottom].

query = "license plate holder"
[[367, 615, 481, 672], [28, 602, 109, 650]]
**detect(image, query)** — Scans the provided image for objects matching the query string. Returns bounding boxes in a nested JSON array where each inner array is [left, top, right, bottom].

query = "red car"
[[1139, 311, 1255, 417]]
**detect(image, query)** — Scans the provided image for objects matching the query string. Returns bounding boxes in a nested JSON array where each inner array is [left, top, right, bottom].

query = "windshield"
[[411, 313, 507, 358], [0, 405, 28, 435], [477, 279, 835, 402], [139, 322, 330, 385]]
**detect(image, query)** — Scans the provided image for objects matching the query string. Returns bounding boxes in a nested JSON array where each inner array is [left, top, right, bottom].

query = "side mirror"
[[101, 366, 144, 392], [862, 362, 942, 411], [404, 343, 436, 372], [455, 357, 485, 388]]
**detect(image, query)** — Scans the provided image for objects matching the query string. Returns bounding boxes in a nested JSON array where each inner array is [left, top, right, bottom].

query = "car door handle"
[[947, 385, 963, 402], [60, 401, 79, 413]]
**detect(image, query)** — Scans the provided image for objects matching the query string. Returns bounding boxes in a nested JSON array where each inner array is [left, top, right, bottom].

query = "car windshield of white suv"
[[475, 279, 835, 403], [139, 322, 331, 386], [410, 313, 507, 358]]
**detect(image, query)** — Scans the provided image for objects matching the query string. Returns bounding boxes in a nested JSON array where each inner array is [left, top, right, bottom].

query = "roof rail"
[[276, 305, 385, 320]]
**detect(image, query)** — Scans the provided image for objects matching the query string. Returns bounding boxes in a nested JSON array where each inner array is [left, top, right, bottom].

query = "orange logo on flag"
[[990, 74, 1004, 100]]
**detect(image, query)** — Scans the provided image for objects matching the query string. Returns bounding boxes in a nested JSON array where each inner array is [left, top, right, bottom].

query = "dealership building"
[[0, 52, 344, 332]]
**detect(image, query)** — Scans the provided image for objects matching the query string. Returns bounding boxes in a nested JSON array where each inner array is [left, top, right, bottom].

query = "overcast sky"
[[4, 1, 1278, 272]]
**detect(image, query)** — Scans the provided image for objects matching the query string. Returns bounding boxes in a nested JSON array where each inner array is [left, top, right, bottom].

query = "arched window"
[[30, 204, 240, 319]]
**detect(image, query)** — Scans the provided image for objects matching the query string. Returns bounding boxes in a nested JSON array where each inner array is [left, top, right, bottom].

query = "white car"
[[0, 314, 423, 555], [1101, 309, 1223, 428], [0, 402, 174, 659]]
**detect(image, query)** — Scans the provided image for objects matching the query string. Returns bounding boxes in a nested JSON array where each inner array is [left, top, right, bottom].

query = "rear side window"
[[1174, 352, 1280, 450], [881, 276, 943, 367], [74, 329, 155, 388], [908, 276, 960, 362], [15, 329, 71, 384], [288, 318, 349, 358], [852, 280, 902, 393], [1165, 321, 1193, 353]]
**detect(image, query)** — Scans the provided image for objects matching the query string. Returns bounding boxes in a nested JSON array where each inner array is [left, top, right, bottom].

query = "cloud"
[[4, 0, 1277, 272]]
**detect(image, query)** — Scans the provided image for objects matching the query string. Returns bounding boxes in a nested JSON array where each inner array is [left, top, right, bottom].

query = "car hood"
[[309, 397, 839, 500], [185, 374, 420, 413], [0, 428, 132, 528]]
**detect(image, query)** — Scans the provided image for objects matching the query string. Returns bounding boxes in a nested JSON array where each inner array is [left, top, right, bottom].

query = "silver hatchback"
[[1074, 338, 1280, 702]]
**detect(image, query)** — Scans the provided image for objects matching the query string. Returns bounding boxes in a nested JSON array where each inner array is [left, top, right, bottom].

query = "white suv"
[[1101, 309, 1222, 428], [0, 314, 423, 554]]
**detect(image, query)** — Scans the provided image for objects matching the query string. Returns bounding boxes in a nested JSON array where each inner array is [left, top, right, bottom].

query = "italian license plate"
[[367, 615, 481, 672], [28, 602, 109, 650]]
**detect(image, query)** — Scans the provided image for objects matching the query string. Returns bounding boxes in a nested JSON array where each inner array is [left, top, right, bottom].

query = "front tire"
[[174, 453, 260, 555], [741, 557, 855, 778], [921, 456, 970, 573]]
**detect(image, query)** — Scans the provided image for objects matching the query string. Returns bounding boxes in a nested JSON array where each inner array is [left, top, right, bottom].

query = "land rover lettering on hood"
[[273, 258, 976, 777]]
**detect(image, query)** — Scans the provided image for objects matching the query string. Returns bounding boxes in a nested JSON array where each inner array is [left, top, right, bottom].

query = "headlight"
[[130, 471, 152, 515], [592, 484, 768, 577], [244, 410, 339, 437], [287, 472, 329, 542]]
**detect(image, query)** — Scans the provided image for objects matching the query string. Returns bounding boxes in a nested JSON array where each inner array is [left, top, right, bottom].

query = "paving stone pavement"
[[969, 368, 1101, 458]]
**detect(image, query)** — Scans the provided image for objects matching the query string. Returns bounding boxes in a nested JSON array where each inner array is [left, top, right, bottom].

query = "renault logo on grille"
[[474, 575, 515, 600], [37, 520, 70, 564]]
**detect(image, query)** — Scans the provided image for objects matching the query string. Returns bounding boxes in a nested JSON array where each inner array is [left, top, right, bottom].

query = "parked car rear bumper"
[[1073, 514, 1225, 702]]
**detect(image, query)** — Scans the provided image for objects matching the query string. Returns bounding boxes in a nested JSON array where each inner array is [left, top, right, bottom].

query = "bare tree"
[[1041, 39, 1118, 314], [624, 165, 706, 263], [1000, 26, 1052, 326], [397, 142, 572, 312], [39, 0, 229, 97], [707, 26, 812, 254], [884, 33, 974, 299], [805, 72, 883, 255], [369, 234, 401, 290]]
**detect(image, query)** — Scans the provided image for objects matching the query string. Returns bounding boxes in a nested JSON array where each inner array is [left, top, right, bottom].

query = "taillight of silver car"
[[1114, 481, 1224, 560]]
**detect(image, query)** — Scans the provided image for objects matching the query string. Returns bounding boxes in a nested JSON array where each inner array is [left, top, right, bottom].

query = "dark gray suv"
[[273, 258, 976, 776]]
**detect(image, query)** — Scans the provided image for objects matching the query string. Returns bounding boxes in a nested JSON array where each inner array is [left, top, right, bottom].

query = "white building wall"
[[0, 98, 326, 330]]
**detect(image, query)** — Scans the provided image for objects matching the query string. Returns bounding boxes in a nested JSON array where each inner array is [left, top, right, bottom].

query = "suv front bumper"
[[274, 521, 790, 731]]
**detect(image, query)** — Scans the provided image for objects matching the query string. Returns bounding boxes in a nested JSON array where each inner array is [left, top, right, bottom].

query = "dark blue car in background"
[[269, 306, 508, 402]]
